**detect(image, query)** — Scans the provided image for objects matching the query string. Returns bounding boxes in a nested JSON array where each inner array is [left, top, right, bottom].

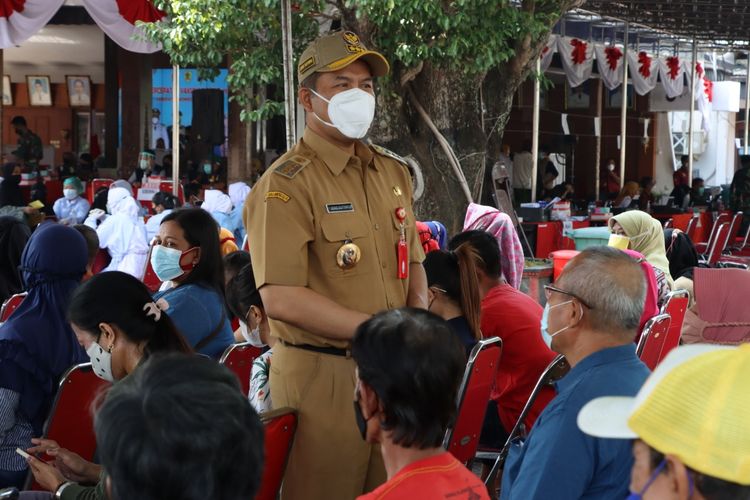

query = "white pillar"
[[595, 79, 603, 201], [531, 57, 541, 202], [688, 39, 697, 181], [171, 65, 180, 196], [618, 22, 629, 189]]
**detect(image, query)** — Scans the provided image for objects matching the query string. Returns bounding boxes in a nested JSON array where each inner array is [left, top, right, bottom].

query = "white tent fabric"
[[540, 35, 558, 72], [0, 0, 65, 49], [557, 36, 595, 88], [628, 51, 660, 96], [594, 44, 625, 90], [658, 56, 687, 99]]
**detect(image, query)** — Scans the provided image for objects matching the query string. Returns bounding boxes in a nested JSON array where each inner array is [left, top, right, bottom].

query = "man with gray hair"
[[500, 247, 650, 500]]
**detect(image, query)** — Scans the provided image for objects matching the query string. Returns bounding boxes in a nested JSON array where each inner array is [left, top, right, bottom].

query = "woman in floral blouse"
[[226, 263, 275, 413]]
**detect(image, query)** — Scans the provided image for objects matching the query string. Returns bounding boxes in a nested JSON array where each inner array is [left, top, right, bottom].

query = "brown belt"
[[281, 340, 351, 358]]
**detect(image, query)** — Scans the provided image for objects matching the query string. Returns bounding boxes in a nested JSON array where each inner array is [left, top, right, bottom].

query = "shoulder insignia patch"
[[265, 191, 291, 203], [274, 155, 311, 179], [370, 144, 408, 166]]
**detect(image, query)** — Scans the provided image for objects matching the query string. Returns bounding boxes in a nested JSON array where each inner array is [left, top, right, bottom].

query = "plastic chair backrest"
[[159, 180, 185, 204], [685, 216, 699, 241], [636, 314, 672, 371], [255, 408, 298, 500], [219, 342, 262, 396], [443, 337, 502, 464], [659, 289, 690, 360], [0, 292, 27, 322], [87, 178, 113, 203], [28, 363, 111, 490], [727, 212, 744, 245], [664, 218, 673, 229], [706, 223, 731, 266]]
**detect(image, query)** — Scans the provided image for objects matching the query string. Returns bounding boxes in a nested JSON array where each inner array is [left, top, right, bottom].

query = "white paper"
[[561, 113, 570, 135], [137, 188, 158, 201], [594, 117, 601, 137], [617, 135, 621, 150], [643, 118, 650, 138]]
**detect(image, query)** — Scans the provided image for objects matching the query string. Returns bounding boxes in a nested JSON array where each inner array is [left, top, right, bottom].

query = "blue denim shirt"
[[501, 344, 650, 500]]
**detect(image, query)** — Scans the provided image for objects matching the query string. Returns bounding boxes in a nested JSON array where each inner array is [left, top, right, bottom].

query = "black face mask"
[[353, 398, 368, 441]]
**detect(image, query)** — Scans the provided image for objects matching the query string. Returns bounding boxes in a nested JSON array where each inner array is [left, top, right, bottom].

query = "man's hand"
[[22, 207, 39, 215], [28, 438, 59, 456], [26, 455, 66, 493], [28, 438, 101, 484]]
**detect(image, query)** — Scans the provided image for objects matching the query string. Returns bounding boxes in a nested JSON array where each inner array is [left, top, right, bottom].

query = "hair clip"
[[143, 302, 162, 322]]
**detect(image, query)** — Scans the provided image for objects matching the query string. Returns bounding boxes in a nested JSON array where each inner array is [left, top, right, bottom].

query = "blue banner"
[[151, 68, 229, 129]]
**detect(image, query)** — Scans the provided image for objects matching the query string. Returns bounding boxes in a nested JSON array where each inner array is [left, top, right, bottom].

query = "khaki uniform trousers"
[[270, 341, 386, 500]]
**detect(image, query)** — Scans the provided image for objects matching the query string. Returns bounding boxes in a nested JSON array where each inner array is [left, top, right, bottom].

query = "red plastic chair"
[[659, 289, 689, 355], [685, 215, 699, 241], [219, 342, 262, 396], [664, 218, 673, 229], [91, 249, 111, 275], [86, 178, 113, 203], [636, 314, 672, 371], [443, 337, 502, 465], [141, 246, 161, 292], [479, 354, 569, 488], [725, 212, 743, 250], [255, 407, 298, 500], [700, 223, 731, 267], [695, 213, 730, 253], [0, 292, 27, 322], [27, 363, 111, 490]]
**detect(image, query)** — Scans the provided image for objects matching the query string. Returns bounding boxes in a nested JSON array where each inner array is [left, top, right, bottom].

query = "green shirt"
[[12, 130, 43, 167]]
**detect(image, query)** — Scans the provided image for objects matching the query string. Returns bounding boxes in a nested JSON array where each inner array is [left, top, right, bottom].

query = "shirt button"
[[374, 224, 380, 230], [382, 262, 387, 269]]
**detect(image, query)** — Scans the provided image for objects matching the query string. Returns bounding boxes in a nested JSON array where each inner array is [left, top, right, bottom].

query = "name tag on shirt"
[[326, 203, 354, 214]]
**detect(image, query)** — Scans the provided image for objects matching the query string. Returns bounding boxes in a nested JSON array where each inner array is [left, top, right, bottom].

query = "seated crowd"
[[0, 198, 747, 500]]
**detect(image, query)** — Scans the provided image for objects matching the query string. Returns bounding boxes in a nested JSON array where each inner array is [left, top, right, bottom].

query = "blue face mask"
[[627, 459, 694, 500], [203, 163, 212, 174], [540, 300, 573, 349], [150, 245, 196, 282]]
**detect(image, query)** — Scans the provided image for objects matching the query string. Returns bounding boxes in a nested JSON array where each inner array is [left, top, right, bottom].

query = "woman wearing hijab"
[[94, 187, 148, 279], [228, 182, 250, 243], [0, 163, 23, 208], [609, 210, 673, 305], [52, 177, 90, 225], [0, 216, 31, 304], [202, 190, 240, 241], [0, 223, 88, 487]]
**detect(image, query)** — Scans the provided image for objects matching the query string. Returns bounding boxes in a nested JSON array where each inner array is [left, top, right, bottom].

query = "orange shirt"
[[358, 452, 489, 500]]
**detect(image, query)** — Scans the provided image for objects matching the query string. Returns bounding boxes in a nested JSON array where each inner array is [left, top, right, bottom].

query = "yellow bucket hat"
[[298, 30, 389, 83], [577, 344, 750, 485]]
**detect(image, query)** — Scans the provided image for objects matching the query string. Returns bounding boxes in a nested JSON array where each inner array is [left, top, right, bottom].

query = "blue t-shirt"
[[153, 283, 234, 358], [500, 344, 650, 500]]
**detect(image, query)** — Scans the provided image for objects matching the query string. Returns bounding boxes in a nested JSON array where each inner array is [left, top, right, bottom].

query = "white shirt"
[[150, 122, 170, 149], [513, 151, 534, 190], [145, 209, 173, 243]]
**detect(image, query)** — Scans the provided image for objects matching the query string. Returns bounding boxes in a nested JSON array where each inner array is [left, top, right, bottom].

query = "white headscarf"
[[202, 190, 233, 214], [228, 182, 251, 209], [107, 187, 140, 219], [110, 179, 134, 195]]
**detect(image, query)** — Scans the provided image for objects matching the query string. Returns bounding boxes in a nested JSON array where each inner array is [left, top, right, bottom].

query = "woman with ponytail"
[[423, 243, 483, 356], [25, 271, 192, 497]]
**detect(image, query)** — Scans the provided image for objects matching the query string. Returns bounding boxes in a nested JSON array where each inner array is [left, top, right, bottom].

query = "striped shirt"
[[0, 388, 33, 471]]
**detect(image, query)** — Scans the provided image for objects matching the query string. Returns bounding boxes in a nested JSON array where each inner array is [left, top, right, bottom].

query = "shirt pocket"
[[320, 215, 371, 278]]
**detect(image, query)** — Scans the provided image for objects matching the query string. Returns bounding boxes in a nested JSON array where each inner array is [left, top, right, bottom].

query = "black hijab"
[[0, 215, 31, 303], [664, 228, 699, 280], [0, 162, 23, 207]]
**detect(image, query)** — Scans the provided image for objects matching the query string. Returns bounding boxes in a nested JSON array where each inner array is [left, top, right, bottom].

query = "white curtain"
[[658, 56, 687, 99]]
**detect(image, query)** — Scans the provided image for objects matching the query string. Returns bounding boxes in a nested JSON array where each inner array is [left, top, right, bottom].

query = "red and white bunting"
[[0, 0, 65, 49], [628, 51, 659, 96], [557, 36, 594, 88], [540, 34, 558, 72], [81, 0, 166, 54], [594, 44, 624, 90], [690, 63, 712, 132], [658, 55, 687, 99]]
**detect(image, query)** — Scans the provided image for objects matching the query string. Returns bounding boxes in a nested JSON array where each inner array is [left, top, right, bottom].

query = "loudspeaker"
[[192, 89, 224, 145]]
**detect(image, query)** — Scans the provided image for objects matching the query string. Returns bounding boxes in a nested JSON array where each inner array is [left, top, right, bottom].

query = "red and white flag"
[[557, 36, 594, 88], [81, 0, 166, 54], [628, 51, 659, 96], [0, 0, 65, 49], [658, 55, 687, 99], [540, 35, 558, 72], [594, 44, 624, 90]]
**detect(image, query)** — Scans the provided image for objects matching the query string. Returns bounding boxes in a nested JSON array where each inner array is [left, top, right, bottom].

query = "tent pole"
[[531, 57, 541, 203], [618, 22, 629, 189], [688, 38, 697, 181], [171, 64, 180, 197]]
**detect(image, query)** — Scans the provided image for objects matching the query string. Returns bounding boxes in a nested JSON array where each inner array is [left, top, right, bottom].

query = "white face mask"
[[152, 117, 159, 124], [607, 163, 615, 171], [86, 341, 114, 382], [310, 88, 376, 139], [139, 159, 149, 170], [240, 320, 265, 348], [63, 189, 78, 200]]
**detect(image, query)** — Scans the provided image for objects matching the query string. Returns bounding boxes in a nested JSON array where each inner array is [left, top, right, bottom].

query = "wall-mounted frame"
[[26, 75, 52, 106], [3, 76, 12, 106], [67, 75, 91, 107]]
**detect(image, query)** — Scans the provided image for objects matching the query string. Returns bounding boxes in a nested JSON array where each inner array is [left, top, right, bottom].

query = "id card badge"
[[395, 207, 408, 279]]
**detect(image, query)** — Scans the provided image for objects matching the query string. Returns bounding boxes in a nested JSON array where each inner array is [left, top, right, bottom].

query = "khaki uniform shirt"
[[245, 128, 425, 348]]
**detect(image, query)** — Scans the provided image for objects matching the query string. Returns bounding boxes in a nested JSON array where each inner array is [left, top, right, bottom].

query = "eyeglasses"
[[429, 286, 448, 294], [544, 284, 593, 309]]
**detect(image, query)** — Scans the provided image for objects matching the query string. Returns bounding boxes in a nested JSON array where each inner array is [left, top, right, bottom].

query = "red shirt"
[[358, 452, 489, 500], [674, 167, 689, 188], [481, 284, 556, 433]]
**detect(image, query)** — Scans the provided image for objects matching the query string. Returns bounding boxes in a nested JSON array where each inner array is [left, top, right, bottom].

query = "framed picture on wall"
[[566, 81, 591, 109], [3, 76, 11, 106], [607, 84, 635, 109], [66, 75, 91, 107], [26, 75, 52, 106]]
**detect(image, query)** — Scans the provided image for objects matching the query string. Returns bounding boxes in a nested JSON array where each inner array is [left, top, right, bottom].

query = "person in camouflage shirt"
[[11, 116, 43, 169]]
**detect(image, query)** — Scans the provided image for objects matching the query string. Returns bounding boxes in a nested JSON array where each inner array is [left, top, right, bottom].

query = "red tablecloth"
[[523, 220, 591, 258]]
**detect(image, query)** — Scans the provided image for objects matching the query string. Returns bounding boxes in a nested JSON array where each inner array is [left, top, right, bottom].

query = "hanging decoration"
[[594, 44, 624, 90], [540, 35, 558, 72], [0, 0, 64, 49], [81, 0, 166, 53], [658, 55, 686, 99], [557, 36, 595, 88], [628, 51, 660, 96]]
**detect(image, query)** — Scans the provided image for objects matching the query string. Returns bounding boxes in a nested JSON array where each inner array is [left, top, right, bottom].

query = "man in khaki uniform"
[[244, 31, 427, 500]]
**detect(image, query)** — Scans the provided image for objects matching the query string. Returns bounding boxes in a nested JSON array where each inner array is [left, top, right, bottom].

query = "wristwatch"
[[54, 482, 74, 499]]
